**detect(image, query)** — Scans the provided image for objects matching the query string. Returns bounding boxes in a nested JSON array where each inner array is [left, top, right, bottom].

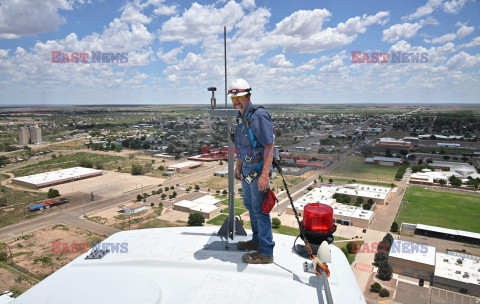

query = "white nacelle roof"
[[10, 227, 366, 304]]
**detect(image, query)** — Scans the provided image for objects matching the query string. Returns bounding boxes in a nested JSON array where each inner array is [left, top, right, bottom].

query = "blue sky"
[[0, 0, 479, 105]]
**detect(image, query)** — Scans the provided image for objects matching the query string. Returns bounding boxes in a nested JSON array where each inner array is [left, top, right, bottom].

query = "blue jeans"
[[241, 163, 275, 256]]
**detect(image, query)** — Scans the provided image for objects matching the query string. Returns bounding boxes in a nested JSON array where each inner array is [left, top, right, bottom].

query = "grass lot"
[[0, 185, 48, 228], [325, 177, 396, 188], [330, 156, 398, 182], [221, 207, 247, 216], [397, 187, 480, 233], [207, 214, 228, 225], [271, 175, 305, 189], [333, 240, 364, 265], [140, 219, 187, 229], [45, 140, 87, 151], [195, 176, 228, 191], [416, 147, 475, 155], [9, 152, 152, 177]]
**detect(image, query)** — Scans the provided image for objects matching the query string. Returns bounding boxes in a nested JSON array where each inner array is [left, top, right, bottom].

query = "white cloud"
[[458, 36, 480, 48], [425, 33, 456, 43], [160, 1, 245, 44], [153, 5, 177, 15], [403, 0, 442, 20], [157, 47, 183, 64], [0, 0, 78, 38], [383, 23, 423, 43], [456, 25, 474, 39], [272, 9, 331, 38], [446, 51, 480, 70], [424, 25, 473, 43], [319, 58, 343, 73], [120, 3, 152, 24], [0, 49, 9, 59], [241, 0, 255, 9], [443, 0, 470, 14], [269, 10, 389, 53], [268, 54, 293, 68]]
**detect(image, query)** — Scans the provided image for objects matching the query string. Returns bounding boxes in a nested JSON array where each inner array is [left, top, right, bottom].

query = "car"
[[362, 229, 367, 233], [158, 184, 162, 187], [2, 291, 13, 297], [58, 198, 69, 202]]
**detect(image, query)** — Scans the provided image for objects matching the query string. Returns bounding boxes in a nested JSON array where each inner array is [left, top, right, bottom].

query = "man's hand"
[[235, 166, 242, 180], [258, 174, 269, 191]]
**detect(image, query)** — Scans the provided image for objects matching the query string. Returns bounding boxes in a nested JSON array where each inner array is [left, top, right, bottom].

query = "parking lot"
[[430, 287, 480, 304]]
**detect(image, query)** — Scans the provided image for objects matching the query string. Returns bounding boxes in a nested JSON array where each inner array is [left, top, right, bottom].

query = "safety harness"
[[231, 106, 267, 184]]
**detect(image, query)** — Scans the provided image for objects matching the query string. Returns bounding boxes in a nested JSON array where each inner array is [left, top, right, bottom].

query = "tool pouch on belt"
[[262, 189, 278, 214]]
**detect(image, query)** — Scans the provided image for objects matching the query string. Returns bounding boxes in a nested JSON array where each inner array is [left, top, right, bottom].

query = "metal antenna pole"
[[224, 26, 227, 109]]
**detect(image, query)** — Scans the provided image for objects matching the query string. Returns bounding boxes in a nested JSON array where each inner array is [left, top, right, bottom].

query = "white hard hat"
[[228, 78, 251, 97]]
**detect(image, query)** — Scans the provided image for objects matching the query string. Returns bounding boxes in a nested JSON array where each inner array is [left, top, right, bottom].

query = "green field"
[[330, 157, 398, 182], [397, 187, 480, 233], [0, 185, 48, 228]]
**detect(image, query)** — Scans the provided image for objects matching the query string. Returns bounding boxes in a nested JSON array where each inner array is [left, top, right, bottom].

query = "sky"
[[0, 0, 479, 105]]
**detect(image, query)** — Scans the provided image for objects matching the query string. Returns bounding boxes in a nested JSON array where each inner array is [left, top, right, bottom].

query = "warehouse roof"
[[12, 167, 102, 186], [435, 252, 480, 285], [389, 240, 436, 266]]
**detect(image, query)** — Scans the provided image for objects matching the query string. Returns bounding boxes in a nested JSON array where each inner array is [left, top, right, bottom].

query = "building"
[[388, 240, 437, 281], [434, 252, 480, 296], [29, 125, 42, 144], [376, 138, 412, 148], [12, 167, 103, 189], [122, 203, 146, 215], [365, 156, 403, 167], [172, 195, 221, 219], [167, 161, 203, 172], [18, 125, 42, 145], [18, 127, 30, 145], [409, 161, 479, 186], [285, 185, 377, 228]]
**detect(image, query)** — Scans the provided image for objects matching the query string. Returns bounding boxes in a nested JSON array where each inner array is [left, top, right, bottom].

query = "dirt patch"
[[85, 203, 163, 230], [363, 272, 397, 302], [3, 224, 105, 287]]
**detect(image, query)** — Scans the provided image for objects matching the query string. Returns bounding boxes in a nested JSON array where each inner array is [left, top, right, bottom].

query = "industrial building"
[[376, 137, 412, 148], [172, 195, 221, 219], [285, 186, 377, 228], [12, 167, 103, 189], [364, 156, 403, 167], [388, 240, 480, 296], [18, 125, 42, 145], [388, 240, 437, 281], [434, 252, 480, 296], [122, 203, 146, 215], [409, 161, 480, 186], [167, 161, 203, 172]]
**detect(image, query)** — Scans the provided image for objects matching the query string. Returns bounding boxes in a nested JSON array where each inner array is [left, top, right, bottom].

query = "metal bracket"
[[85, 248, 110, 260]]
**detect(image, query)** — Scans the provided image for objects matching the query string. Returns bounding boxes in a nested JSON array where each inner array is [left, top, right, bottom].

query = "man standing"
[[228, 78, 275, 264]]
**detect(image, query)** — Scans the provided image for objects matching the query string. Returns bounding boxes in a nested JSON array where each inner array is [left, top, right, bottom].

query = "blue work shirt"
[[234, 102, 274, 163]]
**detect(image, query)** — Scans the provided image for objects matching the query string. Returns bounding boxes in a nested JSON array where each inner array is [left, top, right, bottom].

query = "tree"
[[131, 164, 143, 175], [328, 178, 333, 183], [370, 282, 382, 293], [137, 194, 143, 201], [379, 289, 390, 297], [172, 191, 177, 197], [0, 156, 8, 167], [307, 186, 313, 191], [378, 261, 393, 280], [170, 186, 174, 190], [150, 203, 154, 207], [383, 233, 394, 246], [158, 202, 163, 208], [47, 188, 60, 198], [272, 218, 281, 229], [195, 185, 200, 191], [188, 213, 205, 226], [390, 222, 399, 232], [346, 242, 353, 254], [374, 252, 388, 265], [222, 190, 227, 195], [165, 187, 169, 192], [161, 194, 166, 199], [0, 251, 7, 262]]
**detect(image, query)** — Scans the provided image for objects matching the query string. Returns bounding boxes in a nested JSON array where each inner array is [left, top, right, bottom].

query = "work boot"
[[242, 252, 273, 264], [236, 240, 260, 251]]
